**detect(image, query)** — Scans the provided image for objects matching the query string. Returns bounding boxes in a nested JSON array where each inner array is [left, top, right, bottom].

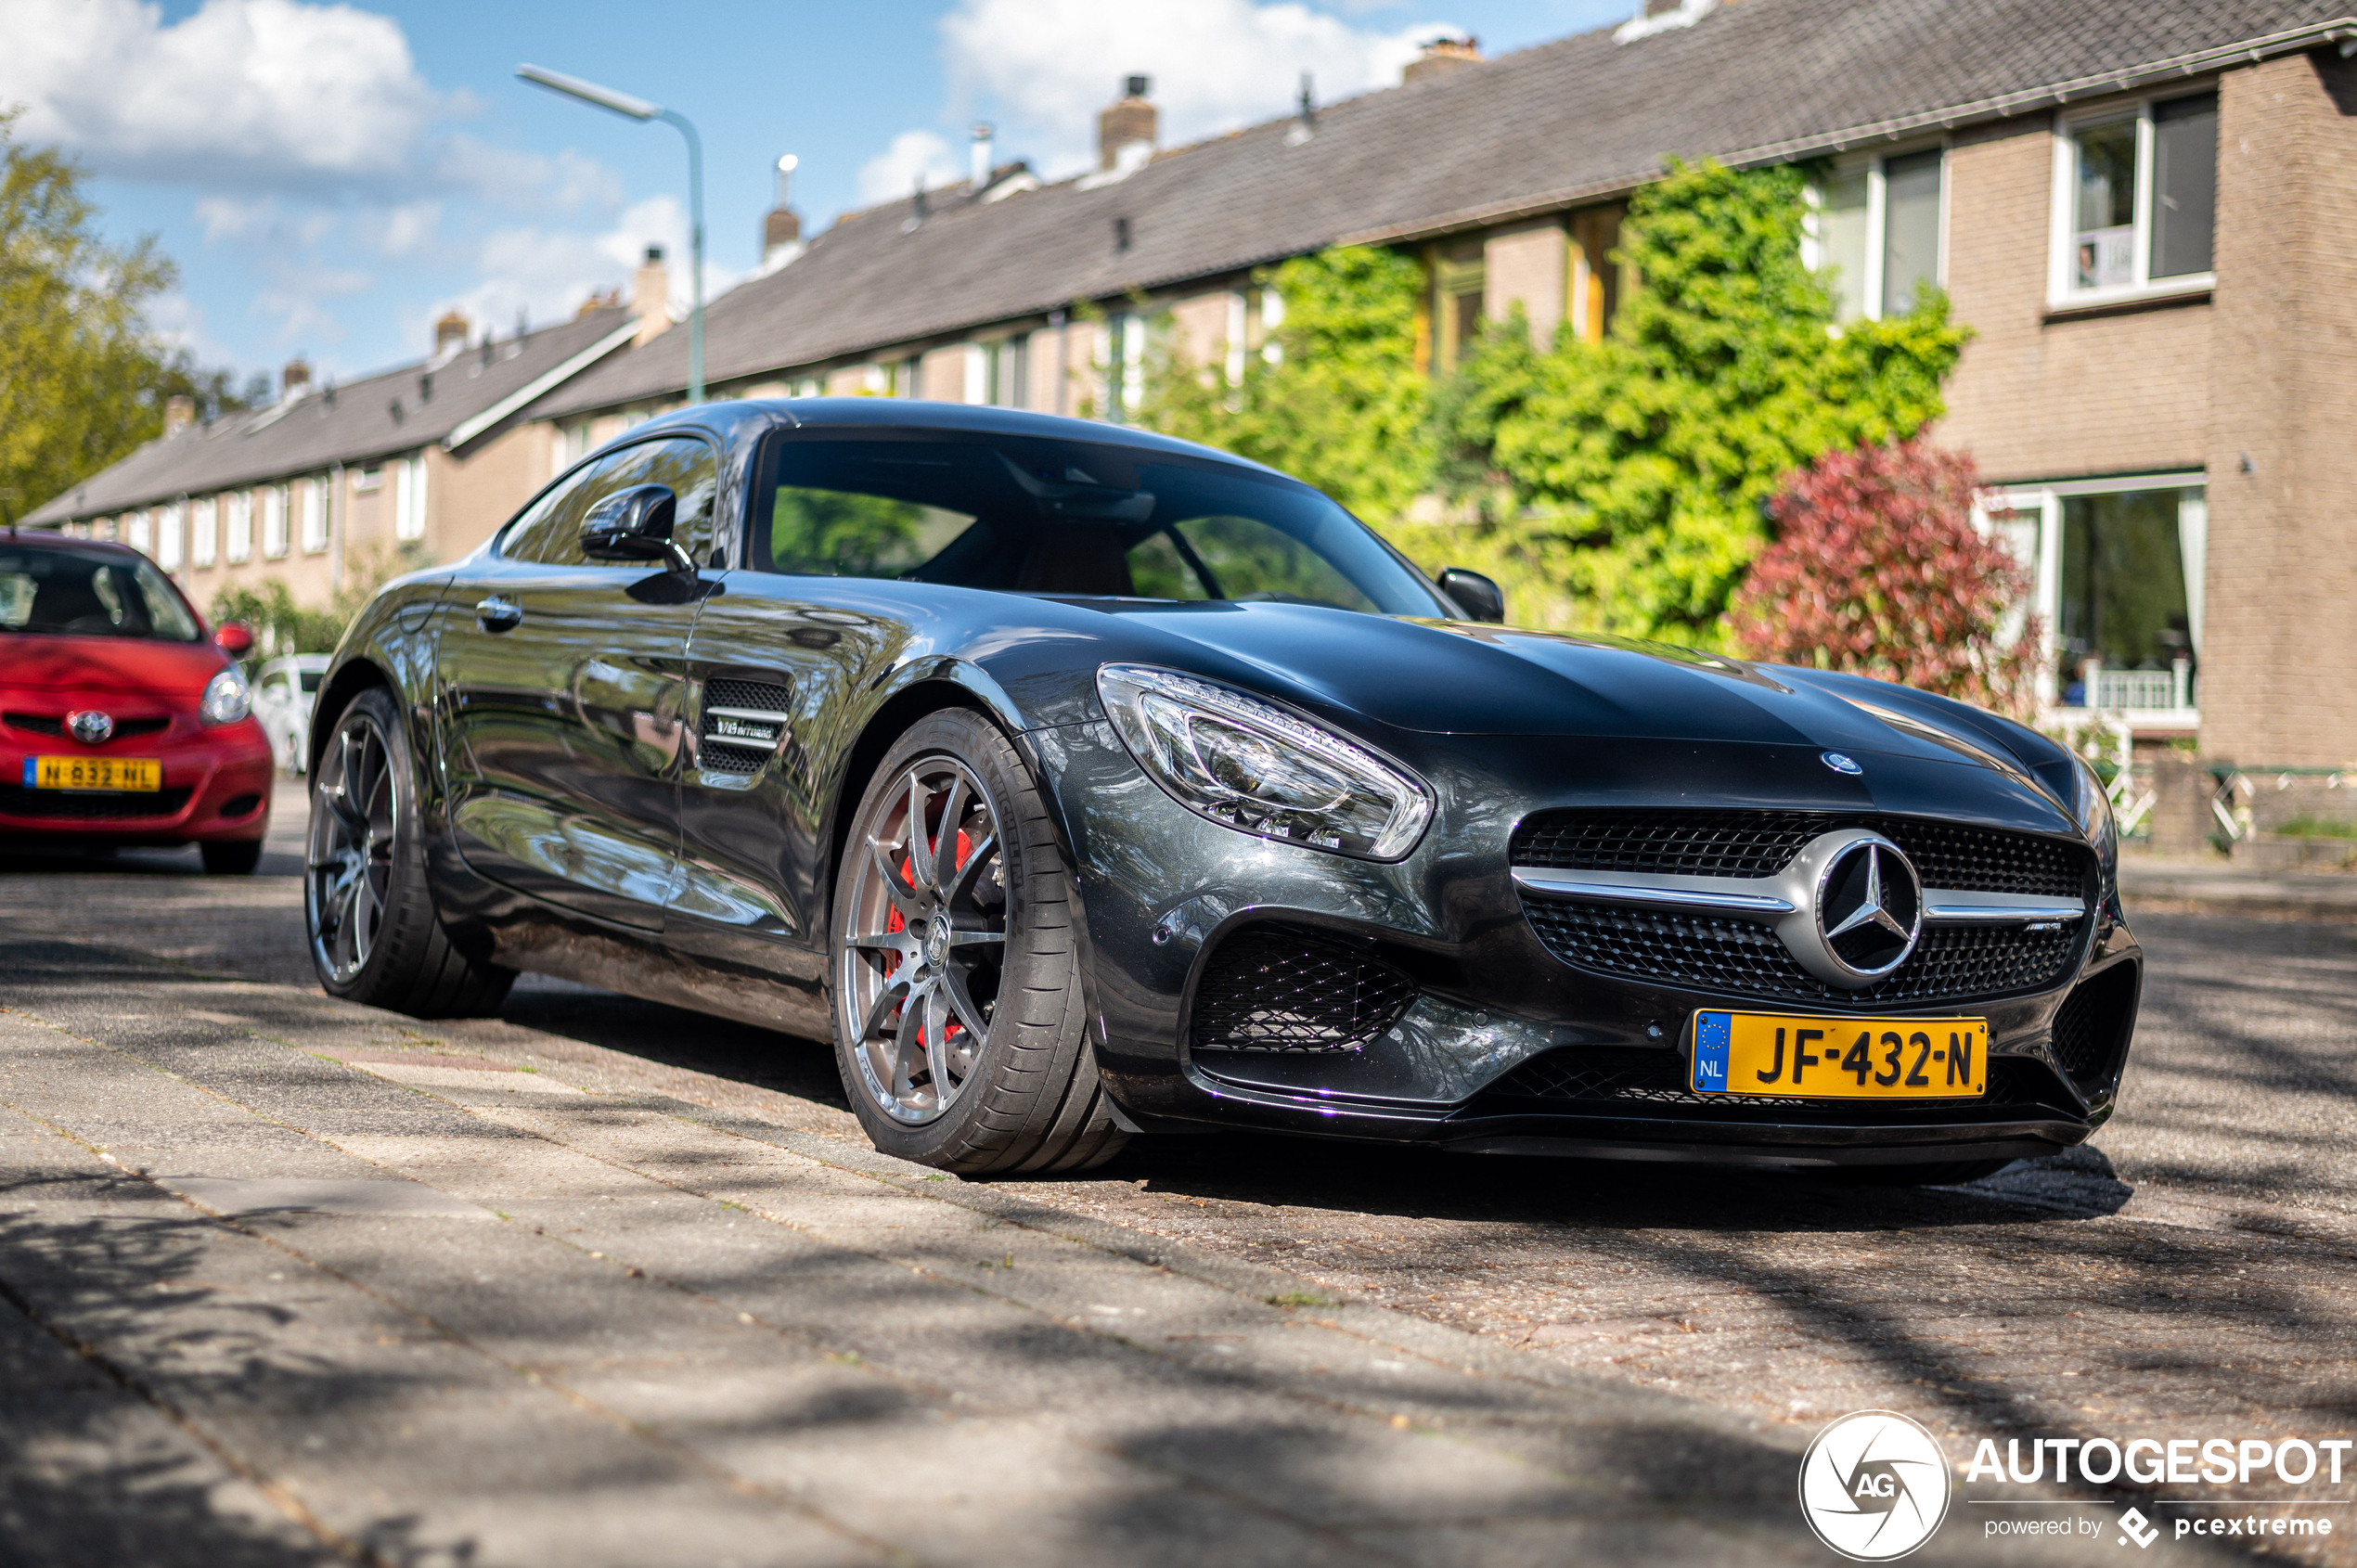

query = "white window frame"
[[300, 475, 329, 554], [128, 508, 153, 555], [225, 492, 252, 562], [1802, 140, 1949, 324], [1980, 470, 2207, 725], [157, 499, 185, 571], [191, 496, 217, 568], [262, 483, 290, 559], [2047, 94, 2218, 310], [394, 454, 428, 542]]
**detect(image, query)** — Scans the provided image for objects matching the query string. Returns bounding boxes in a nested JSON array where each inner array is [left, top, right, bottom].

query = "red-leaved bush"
[[1726, 438, 2041, 717]]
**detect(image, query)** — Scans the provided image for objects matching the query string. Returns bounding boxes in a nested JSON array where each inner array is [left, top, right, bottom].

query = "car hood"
[[0, 636, 226, 700], [1101, 601, 2069, 795]]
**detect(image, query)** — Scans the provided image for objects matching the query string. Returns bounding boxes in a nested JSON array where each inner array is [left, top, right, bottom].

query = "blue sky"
[[4, 0, 1626, 389]]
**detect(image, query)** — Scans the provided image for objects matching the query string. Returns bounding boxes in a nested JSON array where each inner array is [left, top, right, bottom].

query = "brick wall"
[[2202, 51, 2357, 767], [1937, 109, 2211, 482], [1484, 220, 1567, 347]]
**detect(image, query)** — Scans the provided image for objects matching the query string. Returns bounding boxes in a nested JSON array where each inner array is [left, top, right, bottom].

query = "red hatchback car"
[[1, 532, 273, 871]]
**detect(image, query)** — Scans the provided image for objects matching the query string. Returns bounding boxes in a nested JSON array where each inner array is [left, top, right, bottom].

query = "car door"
[[434, 433, 723, 931], [664, 436, 919, 991]]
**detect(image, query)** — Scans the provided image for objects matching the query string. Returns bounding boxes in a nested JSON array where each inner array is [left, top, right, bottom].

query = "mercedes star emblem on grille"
[[1800, 834, 1924, 986], [67, 710, 114, 744], [1821, 752, 1862, 775]]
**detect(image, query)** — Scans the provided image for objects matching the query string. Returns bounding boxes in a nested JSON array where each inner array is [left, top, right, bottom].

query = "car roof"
[[605, 398, 1293, 482], [1, 529, 141, 557]]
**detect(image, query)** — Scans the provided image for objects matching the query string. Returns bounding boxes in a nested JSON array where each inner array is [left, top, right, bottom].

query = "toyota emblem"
[[67, 710, 115, 745]]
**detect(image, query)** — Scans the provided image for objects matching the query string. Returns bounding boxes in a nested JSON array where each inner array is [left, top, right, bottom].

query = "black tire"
[[306, 687, 514, 1018], [200, 840, 263, 875], [1842, 1158, 2016, 1187], [830, 708, 1127, 1176]]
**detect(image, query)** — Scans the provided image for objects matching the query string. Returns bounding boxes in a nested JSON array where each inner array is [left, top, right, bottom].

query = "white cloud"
[[438, 195, 742, 354], [856, 129, 964, 207], [937, 0, 1459, 178], [0, 0, 439, 190]]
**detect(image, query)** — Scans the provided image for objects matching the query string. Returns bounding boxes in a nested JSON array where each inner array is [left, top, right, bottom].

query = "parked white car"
[[251, 654, 330, 774]]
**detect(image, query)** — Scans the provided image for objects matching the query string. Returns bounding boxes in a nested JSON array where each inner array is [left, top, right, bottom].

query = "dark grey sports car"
[[305, 399, 2137, 1180]]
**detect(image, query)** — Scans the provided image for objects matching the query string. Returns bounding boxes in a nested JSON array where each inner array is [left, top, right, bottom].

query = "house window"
[[191, 497, 217, 568], [157, 501, 185, 571], [1988, 476, 2206, 716], [1104, 313, 1148, 423], [262, 483, 290, 559], [971, 338, 1027, 408], [394, 455, 428, 542], [128, 509, 152, 555], [1431, 239, 1485, 372], [1567, 207, 1623, 343], [2052, 92, 2216, 302], [225, 492, 252, 562], [1812, 148, 1944, 322], [301, 476, 329, 554]]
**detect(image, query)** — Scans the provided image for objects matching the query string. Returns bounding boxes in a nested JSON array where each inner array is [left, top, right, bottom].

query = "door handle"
[[475, 596, 523, 633]]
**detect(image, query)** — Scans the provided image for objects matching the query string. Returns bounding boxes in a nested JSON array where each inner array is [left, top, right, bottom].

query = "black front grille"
[[3, 713, 172, 742], [699, 678, 792, 776], [2051, 964, 2138, 1087], [1522, 899, 2080, 1007], [0, 784, 193, 821], [1512, 809, 2088, 897], [1191, 928, 1416, 1053], [1477, 1047, 2070, 1116]]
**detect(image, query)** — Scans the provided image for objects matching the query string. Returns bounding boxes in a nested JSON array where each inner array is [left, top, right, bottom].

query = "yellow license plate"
[[1691, 1010, 1988, 1099], [26, 756, 162, 792]]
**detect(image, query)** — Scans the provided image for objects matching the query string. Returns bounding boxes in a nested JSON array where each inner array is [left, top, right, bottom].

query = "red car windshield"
[[0, 542, 203, 642]]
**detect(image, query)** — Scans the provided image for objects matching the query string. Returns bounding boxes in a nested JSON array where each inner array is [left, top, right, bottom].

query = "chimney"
[[1098, 75, 1155, 172], [281, 356, 312, 401], [163, 395, 197, 436], [1403, 35, 1482, 84], [431, 309, 469, 362], [1286, 73, 1317, 147], [969, 123, 994, 188], [634, 246, 672, 345], [763, 154, 804, 270]]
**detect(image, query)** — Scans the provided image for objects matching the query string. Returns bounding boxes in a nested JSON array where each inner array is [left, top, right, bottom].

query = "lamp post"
[[517, 64, 705, 404]]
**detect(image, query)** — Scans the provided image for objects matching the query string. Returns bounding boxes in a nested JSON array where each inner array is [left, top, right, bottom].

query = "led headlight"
[[2071, 753, 2119, 890], [200, 666, 252, 726], [1096, 664, 1433, 861]]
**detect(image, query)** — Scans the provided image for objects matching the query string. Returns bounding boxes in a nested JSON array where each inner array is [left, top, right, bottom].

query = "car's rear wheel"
[[831, 709, 1127, 1175], [306, 687, 513, 1017], [200, 840, 263, 875]]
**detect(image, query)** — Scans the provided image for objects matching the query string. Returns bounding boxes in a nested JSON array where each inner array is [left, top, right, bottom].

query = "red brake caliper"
[[886, 825, 972, 1060]]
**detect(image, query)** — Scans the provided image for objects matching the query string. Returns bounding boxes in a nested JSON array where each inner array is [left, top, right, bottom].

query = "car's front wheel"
[[306, 687, 513, 1017], [831, 709, 1127, 1175]]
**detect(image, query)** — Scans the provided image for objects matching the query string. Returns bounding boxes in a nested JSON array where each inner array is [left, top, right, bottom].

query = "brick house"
[[22, 300, 647, 629], [30, 0, 2357, 788]]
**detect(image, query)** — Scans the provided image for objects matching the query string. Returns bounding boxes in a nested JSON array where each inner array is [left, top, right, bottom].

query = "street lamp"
[[517, 64, 705, 404]]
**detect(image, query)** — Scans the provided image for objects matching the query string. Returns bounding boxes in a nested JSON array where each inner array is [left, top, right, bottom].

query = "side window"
[[594, 437, 723, 565], [500, 459, 611, 565], [499, 436, 721, 567]]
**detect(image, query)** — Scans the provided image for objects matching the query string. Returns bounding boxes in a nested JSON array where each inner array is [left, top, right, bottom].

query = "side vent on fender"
[[698, 676, 793, 776]]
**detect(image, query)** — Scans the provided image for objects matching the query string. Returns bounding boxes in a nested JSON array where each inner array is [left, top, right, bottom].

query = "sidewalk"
[[2121, 855, 2357, 922]]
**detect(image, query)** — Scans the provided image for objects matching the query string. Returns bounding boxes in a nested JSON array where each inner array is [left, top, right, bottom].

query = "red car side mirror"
[[213, 621, 255, 658]]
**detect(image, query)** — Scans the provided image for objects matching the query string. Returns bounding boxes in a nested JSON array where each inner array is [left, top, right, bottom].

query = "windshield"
[[0, 544, 203, 642], [754, 432, 1454, 618]]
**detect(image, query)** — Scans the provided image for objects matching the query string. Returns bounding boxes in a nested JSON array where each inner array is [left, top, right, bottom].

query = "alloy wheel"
[[839, 759, 1007, 1125], [307, 713, 395, 983]]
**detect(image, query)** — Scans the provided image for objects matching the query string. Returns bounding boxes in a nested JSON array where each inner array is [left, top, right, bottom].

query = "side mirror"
[[213, 621, 255, 657], [580, 484, 690, 571], [1437, 567, 1505, 624]]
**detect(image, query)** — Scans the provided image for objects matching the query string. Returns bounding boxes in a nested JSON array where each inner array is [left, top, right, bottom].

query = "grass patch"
[[1265, 1291, 1332, 1309], [2271, 815, 2357, 840]]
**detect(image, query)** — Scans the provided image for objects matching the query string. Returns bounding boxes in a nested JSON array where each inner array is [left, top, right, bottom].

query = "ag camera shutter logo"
[[1799, 1410, 1952, 1560]]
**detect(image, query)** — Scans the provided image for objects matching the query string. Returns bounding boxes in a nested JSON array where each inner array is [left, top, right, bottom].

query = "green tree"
[[1450, 159, 1973, 643], [0, 111, 179, 523], [1140, 244, 1434, 525]]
